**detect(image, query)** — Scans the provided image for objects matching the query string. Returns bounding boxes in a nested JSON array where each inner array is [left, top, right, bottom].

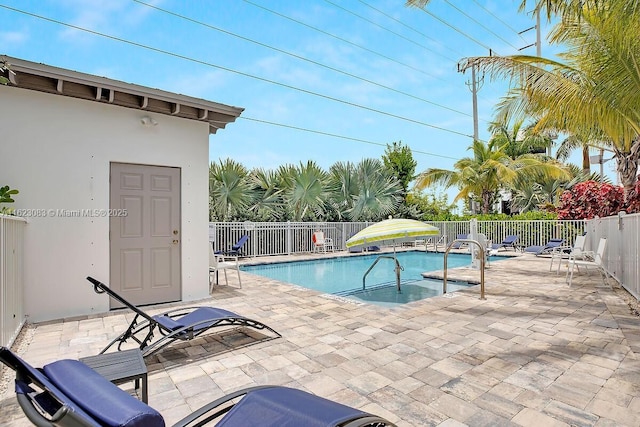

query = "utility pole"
[[519, 7, 548, 154], [458, 59, 485, 142]]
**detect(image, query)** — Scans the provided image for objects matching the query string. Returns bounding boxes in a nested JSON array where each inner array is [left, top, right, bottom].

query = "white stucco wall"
[[0, 85, 211, 322]]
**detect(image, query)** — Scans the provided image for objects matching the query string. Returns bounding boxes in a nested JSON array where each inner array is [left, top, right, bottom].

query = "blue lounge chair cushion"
[[7, 350, 102, 427], [153, 307, 242, 332], [216, 386, 370, 427], [42, 359, 164, 427], [491, 235, 519, 250], [524, 238, 565, 255]]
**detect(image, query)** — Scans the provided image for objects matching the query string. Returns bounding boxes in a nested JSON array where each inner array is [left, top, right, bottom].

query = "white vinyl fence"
[[209, 219, 587, 256], [0, 215, 26, 348], [585, 212, 640, 300]]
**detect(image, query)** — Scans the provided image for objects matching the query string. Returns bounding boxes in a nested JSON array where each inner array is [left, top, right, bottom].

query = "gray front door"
[[110, 163, 181, 308]]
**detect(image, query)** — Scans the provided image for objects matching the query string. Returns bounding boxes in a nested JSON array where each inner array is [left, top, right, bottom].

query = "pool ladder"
[[362, 255, 404, 293], [443, 238, 486, 300]]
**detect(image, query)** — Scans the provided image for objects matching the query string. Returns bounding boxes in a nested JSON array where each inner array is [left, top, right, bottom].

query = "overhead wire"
[[240, 0, 449, 82], [416, 5, 498, 55], [322, 0, 460, 63], [133, 0, 472, 118], [442, 0, 521, 51], [471, 0, 529, 42], [356, 0, 463, 58], [236, 116, 460, 161], [0, 4, 475, 140]]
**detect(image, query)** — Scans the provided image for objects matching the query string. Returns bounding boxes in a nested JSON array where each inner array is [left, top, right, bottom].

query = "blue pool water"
[[241, 251, 480, 307]]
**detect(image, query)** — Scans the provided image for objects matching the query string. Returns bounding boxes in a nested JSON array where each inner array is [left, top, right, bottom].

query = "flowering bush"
[[556, 181, 625, 219], [625, 180, 640, 213]]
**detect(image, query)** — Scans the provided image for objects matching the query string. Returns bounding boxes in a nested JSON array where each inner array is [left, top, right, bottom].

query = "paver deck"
[[1, 250, 639, 426]]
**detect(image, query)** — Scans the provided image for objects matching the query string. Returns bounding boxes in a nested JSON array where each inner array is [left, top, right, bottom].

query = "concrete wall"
[[0, 85, 211, 322]]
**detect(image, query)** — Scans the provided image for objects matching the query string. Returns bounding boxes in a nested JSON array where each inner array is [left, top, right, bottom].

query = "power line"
[[237, 116, 460, 161], [0, 4, 474, 139], [322, 0, 459, 63], [416, 5, 497, 55], [356, 0, 464, 59], [133, 0, 471, 118], [471, 0, 528, 42], [240, 0, 445, 82], [443, 0, 520, 51]]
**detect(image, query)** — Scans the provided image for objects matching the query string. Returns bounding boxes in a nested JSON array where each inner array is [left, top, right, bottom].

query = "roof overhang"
[[1, 55, 244, 134]]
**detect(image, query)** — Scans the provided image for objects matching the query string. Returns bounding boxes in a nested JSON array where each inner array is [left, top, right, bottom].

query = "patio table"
[[80, 348, 148, 403]]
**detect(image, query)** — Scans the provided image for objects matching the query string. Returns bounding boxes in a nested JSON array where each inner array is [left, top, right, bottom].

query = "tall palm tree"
[[415, 139, 568, 214], [408, 0, 640, 201]]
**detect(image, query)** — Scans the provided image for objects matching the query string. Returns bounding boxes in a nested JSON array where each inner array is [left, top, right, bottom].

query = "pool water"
[[241, 251, 479, 307]]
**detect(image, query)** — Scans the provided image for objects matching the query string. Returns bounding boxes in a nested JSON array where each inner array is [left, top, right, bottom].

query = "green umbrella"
[[346, 219, 440, 293], [346, 218, 439, 249]]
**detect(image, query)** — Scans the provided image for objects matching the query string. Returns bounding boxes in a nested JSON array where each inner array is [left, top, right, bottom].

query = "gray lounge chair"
[[86, 277, 280, 357]]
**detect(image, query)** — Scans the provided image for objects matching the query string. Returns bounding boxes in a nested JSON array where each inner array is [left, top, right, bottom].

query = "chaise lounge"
[[523, 238, 565, 255], [0, 346, 397, 427], [85, 276, 280, 357]]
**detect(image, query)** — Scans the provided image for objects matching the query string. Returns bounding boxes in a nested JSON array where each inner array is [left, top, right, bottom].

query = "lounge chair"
[[0, 347, 397, 427], [85, 276, 280, 357], [523, 238, 565, 255], [566, 237, 608, 287], [217, 234, 249, 256], [449, 234, 468, 249], [491, 235, 519, 251]]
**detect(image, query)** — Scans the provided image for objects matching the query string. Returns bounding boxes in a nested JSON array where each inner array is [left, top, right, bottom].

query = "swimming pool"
[[241, 251, 479, 307]]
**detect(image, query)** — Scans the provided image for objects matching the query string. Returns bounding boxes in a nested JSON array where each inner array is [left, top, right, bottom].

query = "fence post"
[[287, 221, 291, 255]]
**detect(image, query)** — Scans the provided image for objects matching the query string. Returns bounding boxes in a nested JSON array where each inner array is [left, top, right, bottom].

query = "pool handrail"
[[362, 255, 404, 293], [443, 239, 486, 300]]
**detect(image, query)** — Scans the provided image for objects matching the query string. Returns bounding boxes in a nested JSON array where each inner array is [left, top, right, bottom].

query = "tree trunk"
[[582, 145, 591, 175], [482, 191, 491, 214], [614, 138, 640, 202]]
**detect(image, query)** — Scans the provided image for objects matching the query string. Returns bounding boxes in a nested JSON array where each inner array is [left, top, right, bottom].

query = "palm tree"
[[281, 161, 331, 221], [327, 161, 358, 220], [349, 158, 402, 221], [414, 139, 568, 214], [408, 0, 640, 201], [209, 159, 256, 221], [248, 168, 286, 221]]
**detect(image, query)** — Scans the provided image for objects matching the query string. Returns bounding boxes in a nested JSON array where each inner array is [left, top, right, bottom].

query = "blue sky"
[[0, 0, 615, 207]]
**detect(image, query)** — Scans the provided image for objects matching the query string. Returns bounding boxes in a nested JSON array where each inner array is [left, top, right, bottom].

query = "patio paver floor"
[[1, 251, 639, 426]]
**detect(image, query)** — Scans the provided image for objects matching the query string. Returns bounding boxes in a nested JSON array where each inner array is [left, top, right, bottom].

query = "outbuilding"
[[1, 55, 244, 322]]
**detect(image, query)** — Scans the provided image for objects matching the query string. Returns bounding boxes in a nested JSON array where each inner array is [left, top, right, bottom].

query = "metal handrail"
[[362, 255, 404, 293], [443, 239, 486, 300]]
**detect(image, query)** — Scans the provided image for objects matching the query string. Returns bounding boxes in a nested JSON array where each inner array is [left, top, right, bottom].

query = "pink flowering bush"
[[557, 181, 625, 219]]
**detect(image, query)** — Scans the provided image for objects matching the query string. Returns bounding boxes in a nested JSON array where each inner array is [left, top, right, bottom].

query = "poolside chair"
[[523, 238, 565, 255], [549, 234, 587, 273], [0, 347, 397, 427], [491, 235, 519, 251], [312, 230, 334, 253], [85, 277, 280, 357], [209, 242, 242, 291], [566, 237, 608, 287], [449, 234, 468, 249], [217, 234, 249, 257]]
